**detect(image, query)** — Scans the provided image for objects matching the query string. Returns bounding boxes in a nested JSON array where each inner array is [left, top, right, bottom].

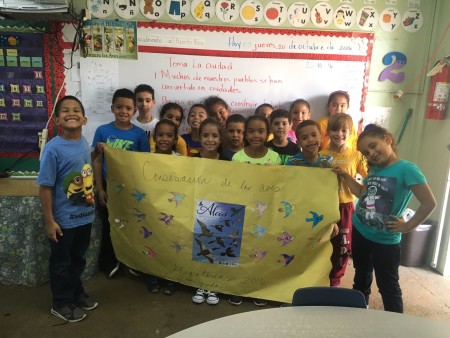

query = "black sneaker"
[[163, 282, 178, 295], [51, 304, 86, 322], [74, 292, 98, 310], [229, 296, 243, 306], [253, 298, 267, 307], [146, 276, 160, 293]]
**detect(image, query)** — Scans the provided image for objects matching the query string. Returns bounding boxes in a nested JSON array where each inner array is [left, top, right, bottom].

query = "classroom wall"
[[416, 0, 450, 274]]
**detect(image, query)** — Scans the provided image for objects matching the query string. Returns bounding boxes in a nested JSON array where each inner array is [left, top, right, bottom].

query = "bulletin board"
[[0, 22, 65, 175], [80, 22, 374, 144]]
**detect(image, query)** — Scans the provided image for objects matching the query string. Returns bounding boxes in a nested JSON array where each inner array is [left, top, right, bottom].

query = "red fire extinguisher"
[[426, 58, 450, 120]]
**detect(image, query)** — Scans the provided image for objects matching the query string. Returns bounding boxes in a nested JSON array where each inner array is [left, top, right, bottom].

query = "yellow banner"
[[105, 147, 340, 303]]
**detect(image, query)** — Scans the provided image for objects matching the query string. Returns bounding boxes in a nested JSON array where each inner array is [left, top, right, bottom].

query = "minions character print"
[[192, 200, 245, 267], [63, 163, 95, 207]]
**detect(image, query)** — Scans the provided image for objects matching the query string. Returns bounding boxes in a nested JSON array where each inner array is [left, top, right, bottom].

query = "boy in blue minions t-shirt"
[[37, 96, 97, 323]]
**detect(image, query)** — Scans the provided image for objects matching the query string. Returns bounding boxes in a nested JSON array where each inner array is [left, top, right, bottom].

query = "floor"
[[1, 260, 450, 338]]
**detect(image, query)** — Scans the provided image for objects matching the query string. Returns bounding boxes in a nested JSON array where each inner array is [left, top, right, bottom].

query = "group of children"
[[37, 86, 436, 322]]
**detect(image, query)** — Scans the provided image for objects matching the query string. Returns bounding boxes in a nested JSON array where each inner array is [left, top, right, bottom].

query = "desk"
[[169, 306, 450, 338], [0, 178, 101, 286]]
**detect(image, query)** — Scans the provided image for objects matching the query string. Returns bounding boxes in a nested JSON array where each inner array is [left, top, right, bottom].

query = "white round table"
[[169, 306, 450, 337]]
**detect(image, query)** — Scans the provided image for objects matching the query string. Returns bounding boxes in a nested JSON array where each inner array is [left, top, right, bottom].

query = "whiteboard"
[[81, 23, 373, 144]]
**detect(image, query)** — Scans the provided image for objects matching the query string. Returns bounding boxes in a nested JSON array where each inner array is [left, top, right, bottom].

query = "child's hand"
[[330, 223, 339, 238], [96, 142, 106, 153], [98, 189, 108, 206], [331, 166, 346, 177], [46, 221, 63, 242], [385, 215, 410, 233]]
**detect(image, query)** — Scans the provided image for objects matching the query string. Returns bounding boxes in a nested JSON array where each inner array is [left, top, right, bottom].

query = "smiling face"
[[290, 103, 311, 128], [296, 125, 322, 157], [246, 119, 268, 149], [328, 94, 349, 115], [135, 91, 155, 116], [111, 97, 136, 127], [162, 108, 183, 127], [358, 135, 396, 167], [200, 123, 221, 153], [55, 99, 87, 131], [210, 103, 230, 125], [188, 106, 208, 129], [328, 126, 351, 149], [271, 117, 291, 142], [153, 123, 177, 154]]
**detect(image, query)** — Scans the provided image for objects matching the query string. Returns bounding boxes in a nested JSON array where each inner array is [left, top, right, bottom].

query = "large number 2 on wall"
[[379, 52, 407, 83]]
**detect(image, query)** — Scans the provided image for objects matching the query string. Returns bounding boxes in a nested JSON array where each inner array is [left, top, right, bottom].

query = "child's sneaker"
[[146, 276, 160, 293], [253, 298, 267, 307], [206, 291, 219, 305], [229, 296, 242, 306], [128, 268, 140, 277], [108, 261, 120, 278], [163, 281, 178, 295], [192, 289, 206, 304], [51, 304, 86, 322], [74, 292, 98, 310]]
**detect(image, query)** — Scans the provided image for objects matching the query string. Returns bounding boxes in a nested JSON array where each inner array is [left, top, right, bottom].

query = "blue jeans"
[[352, 226, 403, 313], [49, 223, 92, 307]]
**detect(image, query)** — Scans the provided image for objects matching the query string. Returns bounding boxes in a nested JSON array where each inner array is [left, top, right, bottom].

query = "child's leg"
[[351, 227, 373, 305], [329, 202, 353, 286], [49, 227, 77, 308], [70, 223, 92, 298], [98, 203, 118, 275], [372, 242, 403, 313]]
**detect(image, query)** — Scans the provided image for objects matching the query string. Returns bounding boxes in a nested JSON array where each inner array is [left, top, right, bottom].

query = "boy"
[[93, 88, 150, 278], [321, 113, 367, 286], [286, 119, 339, 236], [286, 120, 331, 167], [222, 113, 245, 160], [133, 84, 158, 140], [266, 109, 298, 164], [37, 96, 97, 322]]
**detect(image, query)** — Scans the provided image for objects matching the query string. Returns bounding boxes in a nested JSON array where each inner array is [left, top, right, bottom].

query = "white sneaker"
[[206, 291, 219, 305], [192, 289, 206, 304]]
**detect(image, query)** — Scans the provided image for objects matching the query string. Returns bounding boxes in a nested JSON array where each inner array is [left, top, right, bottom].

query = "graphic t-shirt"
[[37, 136, 95, 228], [266, 140, 298, 165], [92, 122, 150, 178], [285, 152, 332, 168], [353, 160, 426, 245], [131, 116, 159, 140], [181, 133, 202, 157]]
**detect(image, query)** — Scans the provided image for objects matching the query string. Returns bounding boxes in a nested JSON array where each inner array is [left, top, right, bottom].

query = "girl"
[[288, 99, 311, 143], [191, 118, 225, 305], [150, 102, 188, 155], [204, 96, 231, 127], [181, 104, 208, 157], [147, 119, 181, 294], [332, 124, 436, 313], [230, 115, 281, 307], [232, 115, 281, 166], [153, 119, 179, 154], [194, 118, 227, 160], [317, 90, 357, 150], [321, 113, 367, 287]]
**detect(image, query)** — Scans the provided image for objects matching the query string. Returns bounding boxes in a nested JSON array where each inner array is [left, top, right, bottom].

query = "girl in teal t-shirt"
[[332, 124, 436, 313]]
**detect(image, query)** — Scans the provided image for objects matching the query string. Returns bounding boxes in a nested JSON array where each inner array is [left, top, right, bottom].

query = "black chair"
[[292, 287, 367, 308]]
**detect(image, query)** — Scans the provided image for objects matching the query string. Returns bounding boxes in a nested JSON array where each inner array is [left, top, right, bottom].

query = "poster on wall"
[[82, 20, 138, 60]]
